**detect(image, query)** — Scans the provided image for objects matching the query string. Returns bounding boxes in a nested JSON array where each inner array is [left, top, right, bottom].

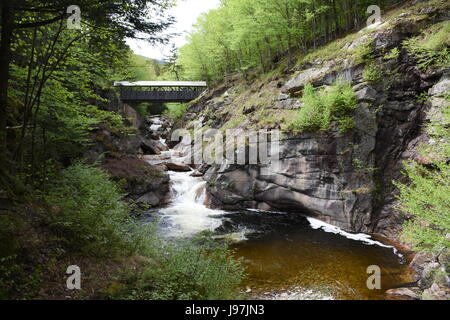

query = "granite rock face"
[[84, 119, 172, 208], [102, 158, 170, 207], [179, 8, 449, 237], [204, 67, 448, 236]]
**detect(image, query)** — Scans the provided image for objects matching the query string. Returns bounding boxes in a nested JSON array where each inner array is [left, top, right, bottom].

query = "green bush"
[[403, 21, 450, 70], [119, 234, 245, 300], [134, 103, 150, 117], [289, 80, 357, 134], [363, 63, 383, 83], [395, 102, 450, 252], [395, 162, 450, 252], [46, 162, 140, 257], [384, 47, 400, 60], [164, 103, 188, 120]]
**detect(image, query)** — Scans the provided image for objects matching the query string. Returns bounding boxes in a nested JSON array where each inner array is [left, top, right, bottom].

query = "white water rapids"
[[158, 170, 223, 238]]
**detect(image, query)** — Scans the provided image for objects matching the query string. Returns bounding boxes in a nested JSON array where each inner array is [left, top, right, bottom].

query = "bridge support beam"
[[120, 102, 140, 128]]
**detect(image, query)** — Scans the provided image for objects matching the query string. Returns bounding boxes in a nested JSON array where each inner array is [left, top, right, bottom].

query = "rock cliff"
[[178, 1, 449, 240]]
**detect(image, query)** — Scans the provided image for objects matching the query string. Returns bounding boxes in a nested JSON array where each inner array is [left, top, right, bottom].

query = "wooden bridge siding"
[[120, 89, 202, 103]]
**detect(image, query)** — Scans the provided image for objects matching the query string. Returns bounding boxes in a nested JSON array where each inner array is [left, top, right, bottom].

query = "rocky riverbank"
[[83, 116, 177, 208]]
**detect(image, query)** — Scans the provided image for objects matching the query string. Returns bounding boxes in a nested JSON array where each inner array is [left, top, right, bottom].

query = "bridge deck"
[[114, 81, 207, 103]]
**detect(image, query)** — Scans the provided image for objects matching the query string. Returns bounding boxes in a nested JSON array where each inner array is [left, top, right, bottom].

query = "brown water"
[[228, 213, 414, 300], [145, 159, 413, 300]]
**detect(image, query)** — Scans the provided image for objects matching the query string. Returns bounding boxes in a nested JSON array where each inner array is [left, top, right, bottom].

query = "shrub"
[[395, 162, 450, 252], [384, 47, 400, 60], [118, 234, 245, 300], [363, 63, 383, 83], [46, 162, 140, 257], [395, 102, 450, 252], [403, 21, 450, 70], [134, 103, 150, 117], [289, 80, 357, 134]]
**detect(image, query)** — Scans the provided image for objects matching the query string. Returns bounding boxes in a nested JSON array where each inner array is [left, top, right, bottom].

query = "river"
[[141, 121, 413, 300]]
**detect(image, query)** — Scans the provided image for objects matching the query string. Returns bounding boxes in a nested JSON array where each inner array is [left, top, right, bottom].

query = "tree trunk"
[[0, 1, 14, 172]]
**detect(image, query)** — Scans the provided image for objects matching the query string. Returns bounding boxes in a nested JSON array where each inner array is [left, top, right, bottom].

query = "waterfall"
[[159, 170, 223, 238]]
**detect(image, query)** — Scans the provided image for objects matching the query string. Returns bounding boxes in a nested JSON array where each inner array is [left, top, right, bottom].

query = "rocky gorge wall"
[[179, 2, 449, 240]]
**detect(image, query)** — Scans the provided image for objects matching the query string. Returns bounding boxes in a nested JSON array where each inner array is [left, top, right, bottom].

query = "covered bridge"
[[114, 81, 208, 103]]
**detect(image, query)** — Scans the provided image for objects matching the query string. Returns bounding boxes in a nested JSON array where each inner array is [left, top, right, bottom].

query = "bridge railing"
[[119, 89, 203, 102], [114, 81, 207, 103]]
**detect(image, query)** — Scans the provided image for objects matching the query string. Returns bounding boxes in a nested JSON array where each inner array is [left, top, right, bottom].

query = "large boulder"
[[140, 138, 169, 155], [205, 128, 376, 231], [84, 123, 141, 162], [102, 158, 170, 207], [165, 162, 192, 172], [282, 66, 331, 96]]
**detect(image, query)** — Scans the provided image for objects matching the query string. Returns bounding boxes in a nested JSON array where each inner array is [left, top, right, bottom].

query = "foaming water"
[[306, 217, 403, 258], [158, 171, 223, 238]]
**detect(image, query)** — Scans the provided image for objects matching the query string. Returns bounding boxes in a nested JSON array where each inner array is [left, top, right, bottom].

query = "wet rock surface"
[[385, 287, 421, 300], [102, 158, 170, 207]]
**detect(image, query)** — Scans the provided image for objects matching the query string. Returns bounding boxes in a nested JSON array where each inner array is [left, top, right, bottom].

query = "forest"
[[178, 0, 403, 81], [0, 0, 449, 302]]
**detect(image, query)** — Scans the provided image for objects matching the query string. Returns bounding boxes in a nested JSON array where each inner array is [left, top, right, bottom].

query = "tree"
[[0, 0, 174, 189], [162, 44, 183, 81], [177, 0, 399, 81]]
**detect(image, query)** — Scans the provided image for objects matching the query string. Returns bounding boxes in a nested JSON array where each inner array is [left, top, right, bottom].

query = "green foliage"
[[8, 20, 133, 168], [352, 39, 375, 64], [179, 0, 394, 81], [128, 54, 163, 81], [164, 103, 188, 120], [395, 101, 450, 252], [403, 21, 450, 70], [46, 162, 140, 257], [363, 63, 383, 83], [118, 234, 245, 300], [395, 162, 450, 252], [423, 104, 450, 160], [134, 103, 150, 117], [288, 80, 357, 133], [384, 47, 400, 60], [0, 211, 44, 299]]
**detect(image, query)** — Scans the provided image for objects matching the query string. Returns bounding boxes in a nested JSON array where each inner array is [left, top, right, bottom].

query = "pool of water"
[[141, 138, 413, 300], [233, 221, 412, 299]]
